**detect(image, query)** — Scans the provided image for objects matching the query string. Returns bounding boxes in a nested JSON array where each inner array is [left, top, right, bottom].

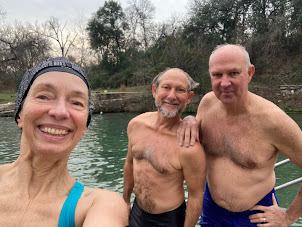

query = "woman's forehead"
[[30, 71, 88, 94]]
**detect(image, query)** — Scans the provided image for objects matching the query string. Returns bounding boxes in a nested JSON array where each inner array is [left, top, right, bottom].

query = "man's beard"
[[155, 99, 185, 118]]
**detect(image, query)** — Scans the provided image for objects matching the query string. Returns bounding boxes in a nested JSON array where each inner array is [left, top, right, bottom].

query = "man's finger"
[[184, 128, 191, 147], [249, 205, 265, 212], [177, 126, 185, 146], [272, 193, 278, 205], [190, 127, 196, 146]]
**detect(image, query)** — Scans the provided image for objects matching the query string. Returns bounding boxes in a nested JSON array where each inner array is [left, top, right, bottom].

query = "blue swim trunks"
[[129, 198, 186, 227], [199, 182, 278, 227]]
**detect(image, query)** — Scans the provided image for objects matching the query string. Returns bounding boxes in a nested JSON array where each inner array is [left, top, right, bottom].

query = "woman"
[[0, 57, 128, 226]]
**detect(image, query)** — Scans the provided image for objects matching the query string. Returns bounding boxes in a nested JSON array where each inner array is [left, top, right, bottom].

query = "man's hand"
[[249, 194, 290, 227], [177, 115, 199, 147]]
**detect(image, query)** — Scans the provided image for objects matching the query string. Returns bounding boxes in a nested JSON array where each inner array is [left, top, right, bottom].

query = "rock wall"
[[91, 92, 155, 113], [1, 86, 301, 117], [0, 103, 15, 117]]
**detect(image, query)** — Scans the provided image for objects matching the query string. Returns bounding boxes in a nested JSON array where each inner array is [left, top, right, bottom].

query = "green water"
[[0, 112, 301, 226]]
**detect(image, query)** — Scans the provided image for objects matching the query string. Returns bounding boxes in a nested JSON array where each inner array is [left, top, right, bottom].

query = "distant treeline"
[[0, 0, 302, 93]]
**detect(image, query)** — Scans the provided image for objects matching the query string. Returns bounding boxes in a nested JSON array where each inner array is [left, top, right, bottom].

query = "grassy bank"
[[0, 93, 16, 104]]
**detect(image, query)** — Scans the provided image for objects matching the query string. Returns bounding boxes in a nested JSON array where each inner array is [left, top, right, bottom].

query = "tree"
[[247, 0, 291, 70], [44, 17, 78, 57], [0, 4, 6, 21], [125, 0, 155, 50], [87, 0, 128, 53], [87, 0, 129, 73], [71, 14, 97, 66], [288, 0, 302, 55], [184, 0, 251, 50], [0, 22, 51, 91]]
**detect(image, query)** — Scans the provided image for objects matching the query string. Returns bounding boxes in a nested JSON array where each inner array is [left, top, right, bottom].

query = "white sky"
[[0, 0, 190, 24]]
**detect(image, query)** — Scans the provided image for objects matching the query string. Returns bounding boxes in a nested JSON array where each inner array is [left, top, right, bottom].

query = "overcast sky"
[[0, 0, 190, 24]]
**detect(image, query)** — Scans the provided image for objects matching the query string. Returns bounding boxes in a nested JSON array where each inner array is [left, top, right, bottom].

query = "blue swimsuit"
[[58, 181, 84, 227], [199, 182, 278, 226]]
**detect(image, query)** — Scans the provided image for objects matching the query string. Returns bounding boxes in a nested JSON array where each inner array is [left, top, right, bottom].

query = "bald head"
[[152, 68, 199, 93], [209, 44, 252, 72]]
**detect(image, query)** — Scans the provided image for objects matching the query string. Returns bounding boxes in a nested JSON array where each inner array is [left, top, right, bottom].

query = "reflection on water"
[[0, 112, 301, 226], [68, 113, 135, 191]]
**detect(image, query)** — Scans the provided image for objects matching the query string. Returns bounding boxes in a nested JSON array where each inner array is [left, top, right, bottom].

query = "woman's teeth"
[[40, 127, 68, 136]]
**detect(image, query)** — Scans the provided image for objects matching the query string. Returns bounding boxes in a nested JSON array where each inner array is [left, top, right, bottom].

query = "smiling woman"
[[0, 57, 128, 227], [17, 72, 89, 156]]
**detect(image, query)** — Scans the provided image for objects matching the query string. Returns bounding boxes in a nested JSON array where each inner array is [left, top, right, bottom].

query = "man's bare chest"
[[201, 119, 275, 169], [131, 132, 180, 173]]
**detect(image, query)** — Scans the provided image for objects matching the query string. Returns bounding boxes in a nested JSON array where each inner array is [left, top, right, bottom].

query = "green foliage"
[[1, 0, 302, 97], [87, 0, 128, 51], [86, 0, 129, 76]]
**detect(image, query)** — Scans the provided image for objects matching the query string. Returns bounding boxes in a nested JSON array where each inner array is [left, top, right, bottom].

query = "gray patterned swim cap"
[[14, 57, 93, 127]]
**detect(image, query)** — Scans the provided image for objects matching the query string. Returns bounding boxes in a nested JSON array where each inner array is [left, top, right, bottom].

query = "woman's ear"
[[16, 112, 23, 129]]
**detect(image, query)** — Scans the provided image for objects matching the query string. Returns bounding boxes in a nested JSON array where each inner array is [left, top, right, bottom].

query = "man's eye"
[[73, 101, 84, 107], [213, 73, 222, 77]]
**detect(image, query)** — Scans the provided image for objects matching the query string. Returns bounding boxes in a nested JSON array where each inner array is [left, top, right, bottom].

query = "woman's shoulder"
[[80, 187, 128, 226]]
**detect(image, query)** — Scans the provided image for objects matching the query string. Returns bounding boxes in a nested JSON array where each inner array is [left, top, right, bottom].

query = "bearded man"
[[123, 68, 206, 227]]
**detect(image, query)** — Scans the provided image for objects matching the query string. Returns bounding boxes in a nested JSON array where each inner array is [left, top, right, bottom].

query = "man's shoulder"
[[128, 112, 156, 128], [200, 92, 218, 106], [251, 93, 286, 117], [197, 92, 218, 116], [250, 93, 296, 129]]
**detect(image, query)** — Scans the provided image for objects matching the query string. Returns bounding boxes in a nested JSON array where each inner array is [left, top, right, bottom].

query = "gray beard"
[[155, 100, 184, 118]]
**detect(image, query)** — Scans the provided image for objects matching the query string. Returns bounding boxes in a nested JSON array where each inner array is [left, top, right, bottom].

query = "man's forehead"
[[161, 69, 187, 80]]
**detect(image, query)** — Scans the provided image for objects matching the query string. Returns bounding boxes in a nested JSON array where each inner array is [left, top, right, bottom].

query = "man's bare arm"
[[250, 111, 302, 226], [180, 143, 206, 227], [123, 142, 134, 208]]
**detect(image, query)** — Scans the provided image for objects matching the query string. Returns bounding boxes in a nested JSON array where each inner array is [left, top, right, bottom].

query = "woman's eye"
[[37, 95, 48, 100]]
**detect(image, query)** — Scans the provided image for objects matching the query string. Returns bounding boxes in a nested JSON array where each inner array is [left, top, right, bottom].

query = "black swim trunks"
[[129, 198, 186, 227]]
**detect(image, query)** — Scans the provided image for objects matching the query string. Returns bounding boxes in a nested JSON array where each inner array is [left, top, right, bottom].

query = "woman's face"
[[17, 71, 88, 157]]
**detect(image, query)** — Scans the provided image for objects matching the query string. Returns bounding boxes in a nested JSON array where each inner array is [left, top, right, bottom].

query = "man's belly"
[[133, 159, 185, 214], [207, 160, 276, 212], [135, 190, 185, 214]]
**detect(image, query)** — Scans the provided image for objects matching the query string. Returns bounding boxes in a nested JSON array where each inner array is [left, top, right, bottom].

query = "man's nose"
[[220, 75, 231, 87], [167, 89, 177, 99]]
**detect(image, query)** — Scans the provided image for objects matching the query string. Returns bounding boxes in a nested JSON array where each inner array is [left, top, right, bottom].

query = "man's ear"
[[187, 91, 194, 105], [152, 84, 157, 98], [247, 65, 255, 83]]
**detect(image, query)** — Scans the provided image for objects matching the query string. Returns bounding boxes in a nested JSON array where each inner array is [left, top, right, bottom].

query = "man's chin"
[[159, 107, 183, 118]]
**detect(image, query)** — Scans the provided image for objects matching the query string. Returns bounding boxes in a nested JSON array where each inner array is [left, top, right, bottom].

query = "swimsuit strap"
[[58, 181, 84, 227]]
